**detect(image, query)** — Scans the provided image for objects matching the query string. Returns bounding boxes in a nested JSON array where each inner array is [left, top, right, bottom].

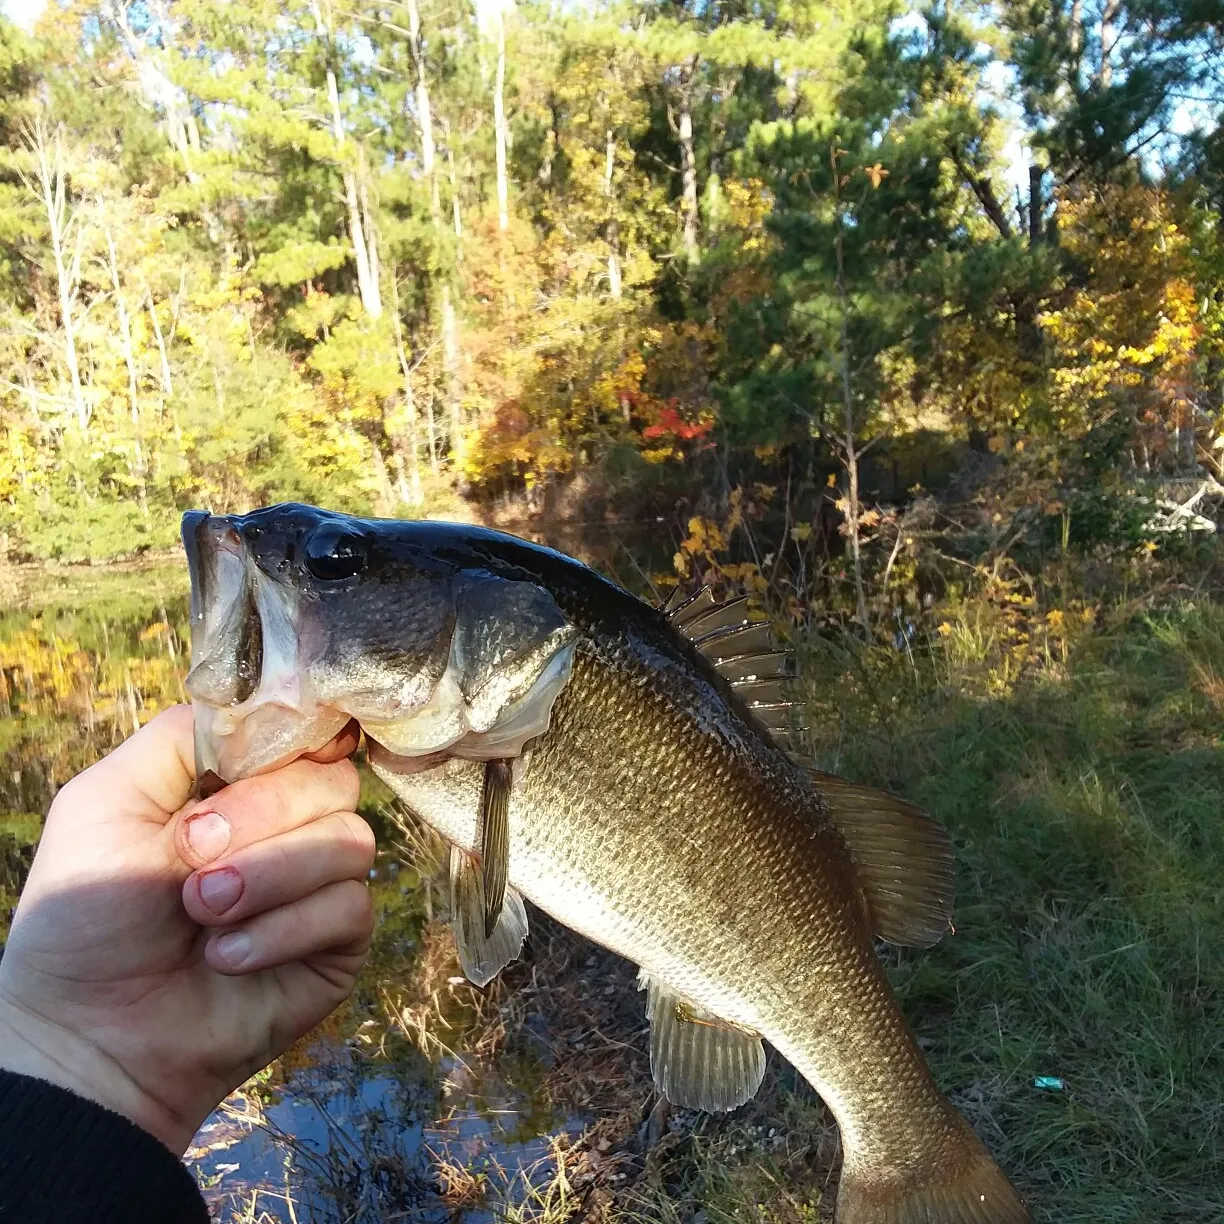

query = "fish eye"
[[304, 526, 366, 581]]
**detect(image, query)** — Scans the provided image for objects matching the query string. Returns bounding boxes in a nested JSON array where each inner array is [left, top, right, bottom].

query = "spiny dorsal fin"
[[667, 584, 718, 629], [638, 970, 766, 1112], [664, 586, 804, 751], [806, 769, 954, 948]]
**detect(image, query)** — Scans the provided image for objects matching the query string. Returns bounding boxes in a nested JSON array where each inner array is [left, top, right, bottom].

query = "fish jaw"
[[193, 696, 352, 784], [181, 506, 580, 785]]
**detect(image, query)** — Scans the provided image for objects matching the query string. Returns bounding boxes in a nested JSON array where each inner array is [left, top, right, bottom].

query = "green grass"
[[756, 603, 1224, 1222]]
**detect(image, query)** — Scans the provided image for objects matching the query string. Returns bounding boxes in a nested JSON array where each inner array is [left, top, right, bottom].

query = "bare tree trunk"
[[101, 214, 139, 418], [670, 61, 700, 266], [830, 144, 868, 632], [27, 121, 87, 430], [389, 274, 424, 504], [442, 286, 461, 455], [1098, 0, 1119, 88], [493, 8, 510, 232], [359, 151, 380, 301], [678, 103, 698, 264], [448, 146, 464, 250], [439, 141, 464, 458], [605, 128, 622, 299], [405, 0, 458, 466], [369, 441, 396, 514], [145, 287, 173, 397], [406, 0, 441, 218], [342, 160, 381, 317], [313, 0, 382, 318], [102, 211, 150, 520], [403, 0, 443, 471], [1028, 164, 1042, 248]]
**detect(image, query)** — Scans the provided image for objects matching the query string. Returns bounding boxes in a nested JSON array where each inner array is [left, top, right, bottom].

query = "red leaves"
[[642, 404, 712, 441]]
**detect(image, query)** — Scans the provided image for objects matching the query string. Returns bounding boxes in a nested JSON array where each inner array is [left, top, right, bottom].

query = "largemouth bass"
[[182, 503, 1031, 1224]]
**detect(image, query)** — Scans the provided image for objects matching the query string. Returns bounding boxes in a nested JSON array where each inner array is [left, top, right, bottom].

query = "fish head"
[[182, 503, 577, 786]]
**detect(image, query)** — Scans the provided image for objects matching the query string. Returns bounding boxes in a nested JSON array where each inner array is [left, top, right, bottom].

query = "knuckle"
[[331, 757, 361, 806], [335, 811, 376, 866], [337, 880, 374, 932], [50, 773, 85, 813]]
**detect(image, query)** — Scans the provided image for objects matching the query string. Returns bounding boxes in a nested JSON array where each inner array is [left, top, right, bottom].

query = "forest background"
[[1, 0, 1223, 585]]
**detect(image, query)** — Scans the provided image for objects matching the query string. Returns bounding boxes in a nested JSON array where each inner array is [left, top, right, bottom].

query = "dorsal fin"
[[664, 586, 803, 750], [805, 769, 954, 948], [667, 584, 718, 629]]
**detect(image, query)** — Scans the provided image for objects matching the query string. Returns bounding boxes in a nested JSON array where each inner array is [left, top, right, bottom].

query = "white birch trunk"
[[494, 9, 509, 232], [605, 128, 622, 299], [678, 102, 698, 265], [313, 0, 382, 317], [29, 123, 87, 430], [145, 288, 173, 397]]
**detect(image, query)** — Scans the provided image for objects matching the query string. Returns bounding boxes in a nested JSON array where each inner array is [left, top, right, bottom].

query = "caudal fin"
[[836, 1138, 1031, 1224]]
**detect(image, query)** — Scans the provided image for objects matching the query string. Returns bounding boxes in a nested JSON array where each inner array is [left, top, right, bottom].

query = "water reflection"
[[0, 562, 590, 1222]]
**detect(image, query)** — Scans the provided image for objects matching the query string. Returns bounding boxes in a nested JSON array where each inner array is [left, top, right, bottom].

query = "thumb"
[[53, 704, 197, 833]]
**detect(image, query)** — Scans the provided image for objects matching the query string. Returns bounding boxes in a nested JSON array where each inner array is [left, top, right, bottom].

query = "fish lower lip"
[[365, 739, 450, 775], [193, 769, 229, 801]]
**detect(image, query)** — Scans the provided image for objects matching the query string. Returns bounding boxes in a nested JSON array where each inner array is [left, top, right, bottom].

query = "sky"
[[2, 0, 44, 30]]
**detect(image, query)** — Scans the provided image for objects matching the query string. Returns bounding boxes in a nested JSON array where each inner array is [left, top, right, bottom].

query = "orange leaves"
[[864, 162, 889, 189]]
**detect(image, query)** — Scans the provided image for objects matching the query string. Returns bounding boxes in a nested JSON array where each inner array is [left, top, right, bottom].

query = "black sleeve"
[[0, 1070, 210, 1223]]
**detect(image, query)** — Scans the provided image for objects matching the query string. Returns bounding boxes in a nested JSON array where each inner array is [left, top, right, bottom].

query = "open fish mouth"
[[182, 509, 353, 786], [181, 504, 578, 790]]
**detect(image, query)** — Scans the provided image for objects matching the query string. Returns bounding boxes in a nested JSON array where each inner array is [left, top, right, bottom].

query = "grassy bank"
[[604, 598, 1224, 1223]]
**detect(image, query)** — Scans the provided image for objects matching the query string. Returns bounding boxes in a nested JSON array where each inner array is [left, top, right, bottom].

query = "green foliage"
[[0, 0, 1221, 565], [784, 596, 1224, 1219]]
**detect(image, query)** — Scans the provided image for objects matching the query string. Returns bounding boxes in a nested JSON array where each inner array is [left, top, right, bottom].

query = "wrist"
[[0, 991, 195, 1155]]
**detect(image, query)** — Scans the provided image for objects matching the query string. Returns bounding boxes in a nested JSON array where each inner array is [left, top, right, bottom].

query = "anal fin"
[[450, 846, 528, 987], [638, 971, 765, 1112]]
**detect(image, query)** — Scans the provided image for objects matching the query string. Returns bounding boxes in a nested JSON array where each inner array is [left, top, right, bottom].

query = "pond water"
[[0, 559, 613, 1223]]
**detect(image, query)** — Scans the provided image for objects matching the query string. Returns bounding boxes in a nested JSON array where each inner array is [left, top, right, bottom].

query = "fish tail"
[[835, 1129, 1030, 1224]]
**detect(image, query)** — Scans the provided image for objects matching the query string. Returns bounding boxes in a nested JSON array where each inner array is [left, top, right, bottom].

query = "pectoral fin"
[[638, 972, 765, 1112], [479, 759, 512, 937], [450, 846, 528, 987]]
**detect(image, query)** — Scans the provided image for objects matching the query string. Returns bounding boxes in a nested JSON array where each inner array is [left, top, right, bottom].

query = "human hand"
[[0, 704, 375, 1154]]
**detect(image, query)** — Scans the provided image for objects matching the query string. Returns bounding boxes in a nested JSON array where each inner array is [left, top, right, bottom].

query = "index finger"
[[174, 754, 362, 870]]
